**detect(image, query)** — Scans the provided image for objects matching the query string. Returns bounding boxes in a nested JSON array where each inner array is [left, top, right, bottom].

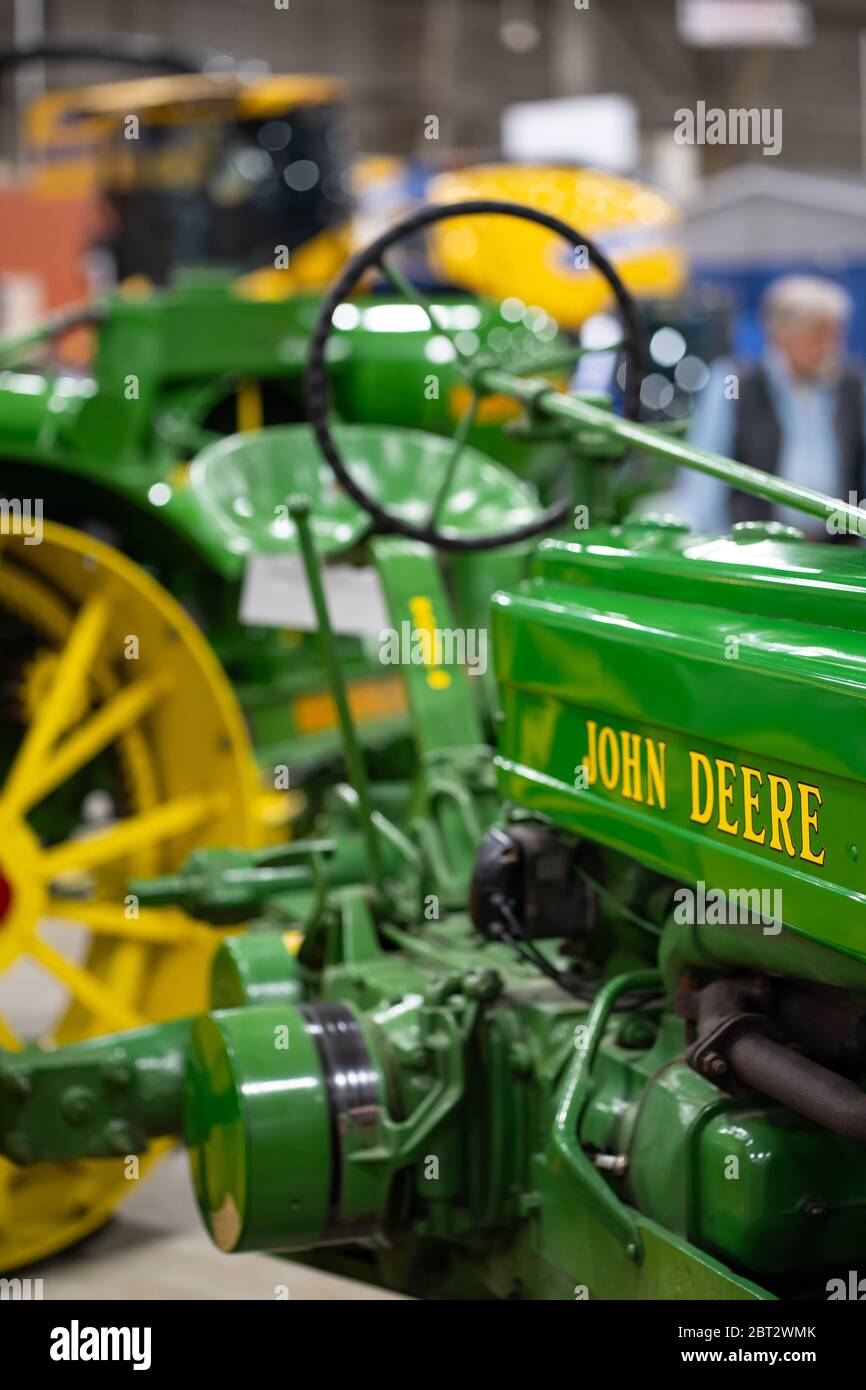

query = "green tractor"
[[2, 37, 581, 799], [0, 270, 569, 781], [3, 202, 866, 1300], [0, 192, 624, 1269], [1, 47, 617, 1275]]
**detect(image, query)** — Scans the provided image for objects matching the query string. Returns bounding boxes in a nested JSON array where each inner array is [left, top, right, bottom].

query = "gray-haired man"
[[672, 276, 865, 540]]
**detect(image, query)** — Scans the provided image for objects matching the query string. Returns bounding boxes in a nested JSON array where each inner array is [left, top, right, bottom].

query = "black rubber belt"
[[299, 1001, 380, 1238]]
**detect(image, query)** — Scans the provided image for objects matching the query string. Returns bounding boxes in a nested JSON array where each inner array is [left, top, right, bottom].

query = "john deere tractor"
[[1, 41, 672, 805], [0, 181, 638, 1270], [3, 45, 638, 1272], [3, 202, 865, 1301]]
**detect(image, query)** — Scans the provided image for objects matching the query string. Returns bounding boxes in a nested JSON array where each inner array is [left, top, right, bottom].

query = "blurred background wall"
[[2, 1, 866, 366], [1, 0, 864, 172]]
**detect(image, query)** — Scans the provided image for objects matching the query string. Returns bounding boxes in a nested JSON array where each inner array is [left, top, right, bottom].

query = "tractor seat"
[[188, 422, 539, 555]]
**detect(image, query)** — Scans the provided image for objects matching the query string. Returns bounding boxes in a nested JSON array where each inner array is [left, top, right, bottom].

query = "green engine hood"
[[493, 516, 866, 964]]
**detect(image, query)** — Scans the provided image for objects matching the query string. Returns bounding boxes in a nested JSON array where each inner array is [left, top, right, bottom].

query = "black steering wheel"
[[306, 199, 648, 552]]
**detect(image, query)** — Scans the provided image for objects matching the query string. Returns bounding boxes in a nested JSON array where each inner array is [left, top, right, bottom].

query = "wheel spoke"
[[378, 255, 465, 359], [27, 933, 142, 1030], [1, 592, 111, 811], [428, 392, 479, 529], [40, 791, 225, 880], [8, 672, 172, 816], [0, 1159, 12, 1232], [0, 1013, 22, 1051], [0, 517, 258, 1273], [376, 254, 483, 532], [49, 900, 210, 946]]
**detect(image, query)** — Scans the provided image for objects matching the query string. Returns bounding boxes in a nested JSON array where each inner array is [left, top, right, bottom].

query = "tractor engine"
[[486, 515, 866, 1290], [4, 197, 866, 1303], [184, 518, 866, 1297]]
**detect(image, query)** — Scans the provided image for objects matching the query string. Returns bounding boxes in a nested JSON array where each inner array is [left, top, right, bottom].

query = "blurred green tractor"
[[0, 270, 575, 784], [0, 178, 651, 1269], [6, 202, 866, 1304]]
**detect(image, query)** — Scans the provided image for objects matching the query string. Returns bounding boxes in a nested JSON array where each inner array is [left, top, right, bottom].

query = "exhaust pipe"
[[685, 977, 866, 1142]]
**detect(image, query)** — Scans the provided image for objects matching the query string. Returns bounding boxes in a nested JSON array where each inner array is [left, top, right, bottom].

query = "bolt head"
[[103, 1059, 132, 1090], [703, 1052, 728, 1077], [103, 1120, 134, 1155], [0, 1068, 31, 1099], [5, 1131, 32, 1164], [61, 1086, 95, 1127]]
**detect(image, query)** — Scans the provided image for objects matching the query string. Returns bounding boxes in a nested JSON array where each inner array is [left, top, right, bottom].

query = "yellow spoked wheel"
[[0, 521, 259, 1271]]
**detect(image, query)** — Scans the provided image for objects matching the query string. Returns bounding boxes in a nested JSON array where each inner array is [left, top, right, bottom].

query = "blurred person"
[[671, 276, 864, 539]]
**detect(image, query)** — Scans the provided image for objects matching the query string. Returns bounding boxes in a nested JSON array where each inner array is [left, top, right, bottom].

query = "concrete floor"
[[26, 1150, 405, 1301]]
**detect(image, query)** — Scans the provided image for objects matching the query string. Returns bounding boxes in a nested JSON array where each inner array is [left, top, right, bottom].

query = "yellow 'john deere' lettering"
[[582, 719, 825, 866], [582, 720, 666, 809], [688, 751, 824, 865]]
